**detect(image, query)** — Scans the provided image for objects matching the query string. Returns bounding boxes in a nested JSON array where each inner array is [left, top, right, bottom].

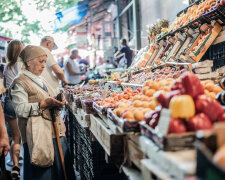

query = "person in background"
[[10, 45, 75, 180], [58, 57, 64, 68], [3, 40, 23, 178], [40, 36, 68, 95], [105, 60, 114, 69], [64, 49, 85, 86], [114, 38, 133, 68]]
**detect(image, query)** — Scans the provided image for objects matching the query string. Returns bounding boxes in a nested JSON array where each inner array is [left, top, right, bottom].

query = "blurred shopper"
[[40, 36, 68, 95], [114, 38, 133, 68], [10, 45, 75, 180], [58, 56, 64, 68], [64, 49, 85, 86], [3, 40, 23, 178]]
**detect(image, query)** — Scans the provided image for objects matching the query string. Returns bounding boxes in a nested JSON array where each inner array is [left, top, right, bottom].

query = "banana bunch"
[[110, 72, 120, 81], [89, 80, 99, 85]]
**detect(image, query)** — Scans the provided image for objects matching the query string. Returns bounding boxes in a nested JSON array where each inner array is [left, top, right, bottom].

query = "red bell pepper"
[[195, 95, 224, 122], [181, 72, 204, 98]]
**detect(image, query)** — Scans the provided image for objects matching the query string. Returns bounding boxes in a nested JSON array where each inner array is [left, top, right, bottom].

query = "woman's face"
[[27, 55, 47, 76]]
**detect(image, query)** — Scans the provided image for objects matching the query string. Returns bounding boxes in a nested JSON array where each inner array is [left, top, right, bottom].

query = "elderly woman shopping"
[[9, 45, 75, 180]]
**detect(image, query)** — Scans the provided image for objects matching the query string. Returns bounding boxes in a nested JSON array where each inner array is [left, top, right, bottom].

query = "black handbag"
[[0, 155, 12, 180]]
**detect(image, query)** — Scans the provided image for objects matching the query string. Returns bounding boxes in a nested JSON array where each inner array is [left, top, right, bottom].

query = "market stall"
[[64, 0, 225, 179]]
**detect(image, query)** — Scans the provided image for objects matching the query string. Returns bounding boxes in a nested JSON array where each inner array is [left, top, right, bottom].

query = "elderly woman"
[[9, 45, 75, 180]]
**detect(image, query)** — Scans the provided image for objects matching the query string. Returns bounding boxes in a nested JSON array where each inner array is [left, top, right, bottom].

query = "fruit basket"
[[139, 121, 196, 151], [81, 99, 97, 114], [107, 109, 140, 132]]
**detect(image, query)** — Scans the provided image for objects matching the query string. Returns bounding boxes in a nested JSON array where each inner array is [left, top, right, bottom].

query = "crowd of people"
[[0, 36, 79, 180], [0, 36, 133, 180]]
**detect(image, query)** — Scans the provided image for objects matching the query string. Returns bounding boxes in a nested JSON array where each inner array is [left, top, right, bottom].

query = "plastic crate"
[[202, 5, 225, 25], [201, 41, 225, 71]]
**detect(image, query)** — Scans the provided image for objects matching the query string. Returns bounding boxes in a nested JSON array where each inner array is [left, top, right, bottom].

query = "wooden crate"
[[127, 139, 144, 169], [90, 115, 125, 158]]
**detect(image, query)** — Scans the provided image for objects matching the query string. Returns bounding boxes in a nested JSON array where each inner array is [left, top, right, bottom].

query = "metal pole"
[[133, 0, 141, 50], [116, 0, 122, 46]]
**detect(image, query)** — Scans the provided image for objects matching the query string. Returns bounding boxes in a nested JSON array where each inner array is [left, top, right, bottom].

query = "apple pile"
[[147, 72, 225, 134]]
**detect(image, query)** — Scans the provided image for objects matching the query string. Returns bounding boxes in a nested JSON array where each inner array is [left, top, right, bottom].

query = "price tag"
[[102, 83, 109, 100], [157, 108, 171, 137], [80, 81, 85, 88]]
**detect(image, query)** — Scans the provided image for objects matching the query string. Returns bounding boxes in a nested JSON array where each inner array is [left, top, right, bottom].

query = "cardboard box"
[[196, 72, 219, 80], [193, 67, 212, 74], [192, 60, 214, 69]]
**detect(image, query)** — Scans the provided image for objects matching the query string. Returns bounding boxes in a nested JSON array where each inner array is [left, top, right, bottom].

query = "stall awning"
[[53, 1, 88, 32]]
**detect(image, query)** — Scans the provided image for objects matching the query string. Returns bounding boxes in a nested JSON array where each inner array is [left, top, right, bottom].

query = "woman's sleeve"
[[11, 83, 40, 119]]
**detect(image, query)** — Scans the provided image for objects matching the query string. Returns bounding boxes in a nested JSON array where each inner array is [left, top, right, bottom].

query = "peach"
[[140, 95, 149, 101], [123, 94, 129, 99], [146, 89, 156, 97], [142, 102, 150, 108], [213, 86, 223, 94], [133, 100, 143, 107], [122, 111, 135, 120], [149, 82, 159, 90], [158, 80, 167, 88], [118, 94, 123, 100], [205, 84, 214, 92], [145, 80, 153, 87], [133, 109, 145, 121], [118, 102, 129, 109], [133, 95, 141, 101], [149, 100, 157, 110], [142, 108, 152, 114], [116, 108, 127, 117], [142, 86, 149, 95], [209, 92, 216, 99]]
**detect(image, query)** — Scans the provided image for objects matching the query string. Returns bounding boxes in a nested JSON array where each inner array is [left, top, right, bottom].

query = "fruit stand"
[[64, 0, 225, 179]]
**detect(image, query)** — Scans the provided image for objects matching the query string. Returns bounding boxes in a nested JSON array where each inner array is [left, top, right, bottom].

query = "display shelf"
[[141, 159, 173, 180], [90, 115, 125, 158], [139, 136, 196, 180], [121, 166, 142, 180], [127, 139, 144, 170]]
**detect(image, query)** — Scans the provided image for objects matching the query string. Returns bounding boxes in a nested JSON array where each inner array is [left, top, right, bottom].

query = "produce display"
[[64, 1, 225, 179]]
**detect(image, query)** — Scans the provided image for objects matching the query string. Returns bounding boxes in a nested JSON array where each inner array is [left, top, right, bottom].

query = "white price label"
[[157, 108, 171, 137]]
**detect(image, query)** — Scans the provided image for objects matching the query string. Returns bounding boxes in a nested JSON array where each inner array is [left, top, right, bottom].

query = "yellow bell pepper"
[[169, 95, 195, 119]]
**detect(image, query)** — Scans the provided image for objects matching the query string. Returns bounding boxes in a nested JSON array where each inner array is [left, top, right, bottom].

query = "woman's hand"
[[39, 97, 65, 110], [0, 133, 10, 156]]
